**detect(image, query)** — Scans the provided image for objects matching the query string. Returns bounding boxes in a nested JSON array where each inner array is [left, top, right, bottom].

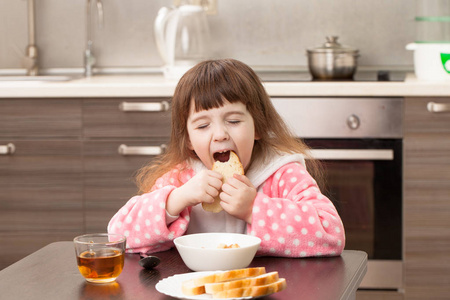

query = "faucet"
[[85, 0, 104, 77], [23, 0, 38, 76]]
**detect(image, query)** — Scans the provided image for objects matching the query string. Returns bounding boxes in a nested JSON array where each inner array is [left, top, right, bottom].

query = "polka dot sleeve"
[[107, 167, 194, 254], [247, 162, 345, 257]]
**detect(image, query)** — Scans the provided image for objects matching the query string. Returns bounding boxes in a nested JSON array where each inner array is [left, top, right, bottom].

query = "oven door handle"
[[308, 149, 394, 160]]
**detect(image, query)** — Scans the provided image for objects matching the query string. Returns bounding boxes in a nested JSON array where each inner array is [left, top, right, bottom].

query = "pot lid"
[[307, 36, 358, 54]]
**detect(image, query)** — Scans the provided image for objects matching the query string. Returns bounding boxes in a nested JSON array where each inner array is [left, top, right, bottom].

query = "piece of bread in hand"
[[202, 150, 244, 213], [181, 267, 266, 296], [204, 271, 279, 294], [212, 278, 287, 299]]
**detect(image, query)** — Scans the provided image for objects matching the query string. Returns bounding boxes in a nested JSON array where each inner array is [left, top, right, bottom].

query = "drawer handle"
[[427, 102, 450, 113], [119, 101, 170, 112], [0, 143, 15, 155], [118, 144, 167, 156]]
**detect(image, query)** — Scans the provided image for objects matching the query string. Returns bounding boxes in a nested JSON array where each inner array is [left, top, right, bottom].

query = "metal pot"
[[307, 36, 359, 80]]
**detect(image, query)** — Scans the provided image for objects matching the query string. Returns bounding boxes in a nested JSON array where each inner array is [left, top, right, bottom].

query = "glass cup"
[[74, 233, 126, 283]]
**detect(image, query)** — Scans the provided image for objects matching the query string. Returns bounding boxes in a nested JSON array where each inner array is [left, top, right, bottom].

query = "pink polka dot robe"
[[108, 152, 345, 257]]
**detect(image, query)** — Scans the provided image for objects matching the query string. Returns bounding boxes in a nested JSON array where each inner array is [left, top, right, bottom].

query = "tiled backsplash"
[[0, 0, 415, 71]]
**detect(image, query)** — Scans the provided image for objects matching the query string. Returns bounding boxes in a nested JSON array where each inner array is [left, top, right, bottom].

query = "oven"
[[272, 97, 403, 291]]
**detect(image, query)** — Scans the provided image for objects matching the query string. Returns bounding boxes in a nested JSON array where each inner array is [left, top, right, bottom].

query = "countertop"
[[1, 73, 450, 98]]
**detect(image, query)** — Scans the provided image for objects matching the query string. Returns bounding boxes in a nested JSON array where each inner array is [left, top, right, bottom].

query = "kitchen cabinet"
[[403, 97, 450, 299], [0, 99, 83, 269], [0, 97, 171, 270], [82, 98, 171, 232], [2, 94, 449, 299]]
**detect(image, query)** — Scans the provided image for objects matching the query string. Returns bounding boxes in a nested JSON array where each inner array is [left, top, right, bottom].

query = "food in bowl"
[[173, 233, 261, 271], [217, 243, 240, 249]]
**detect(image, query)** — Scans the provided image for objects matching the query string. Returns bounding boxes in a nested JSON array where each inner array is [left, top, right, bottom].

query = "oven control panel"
[[271, 97, 403, 139]]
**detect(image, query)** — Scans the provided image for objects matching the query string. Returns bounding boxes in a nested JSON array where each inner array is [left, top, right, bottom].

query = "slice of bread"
[[193, 267, 265, 286], [212, 278, 287, 299], [204, 271, 279, 294], [181, 280, 205, 296], [202, 150, 244, 213], [181, 267, 266, 296]]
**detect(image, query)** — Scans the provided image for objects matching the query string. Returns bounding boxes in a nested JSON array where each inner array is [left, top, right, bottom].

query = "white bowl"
[[174, 233, 261, 271]]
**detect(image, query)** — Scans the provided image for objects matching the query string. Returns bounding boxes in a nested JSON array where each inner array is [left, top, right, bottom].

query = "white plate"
[[155, 271, 252, 300]]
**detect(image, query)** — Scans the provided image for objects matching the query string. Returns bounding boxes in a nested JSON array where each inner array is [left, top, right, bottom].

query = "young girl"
[[108, 59, 345, 257]]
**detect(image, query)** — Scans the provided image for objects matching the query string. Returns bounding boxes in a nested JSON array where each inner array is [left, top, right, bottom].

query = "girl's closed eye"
[[227, 119, 241, 125], [197, 123, 209, 129]]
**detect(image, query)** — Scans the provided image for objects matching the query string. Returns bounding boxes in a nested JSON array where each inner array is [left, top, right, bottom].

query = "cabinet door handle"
[[118, 144, 167, 156], [0, 143, 15, 155], [427, 102, 450, 113], [307, 149, 394, 160], [119, 101, 170, 112]]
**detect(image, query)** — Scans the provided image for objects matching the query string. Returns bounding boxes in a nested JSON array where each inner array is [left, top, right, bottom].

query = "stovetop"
[[257, 70, 406, 82]]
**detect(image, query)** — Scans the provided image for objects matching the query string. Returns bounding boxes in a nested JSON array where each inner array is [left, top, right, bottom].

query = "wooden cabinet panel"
[[403, 133, 450, 173], [0, 140, 83, 270], [83, 97, 172, 232], [0, 232, 81, 271], [404, 97, 450, 134], [404, 97, 450, 299], [0, 140, 83, 209], [0, 99, 82, 138], [83, 140, 168, 233], [0, 97, 171, 270], [0, 99, 83, 270], [83, 98, 171, 138]]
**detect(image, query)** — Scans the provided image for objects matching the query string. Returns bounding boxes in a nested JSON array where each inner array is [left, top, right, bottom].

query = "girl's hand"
[[220, 174, 256, 223], [166, 170, 223, 216]]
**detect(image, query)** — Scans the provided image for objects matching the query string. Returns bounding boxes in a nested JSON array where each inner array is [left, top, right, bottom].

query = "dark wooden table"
[[0, 241, 367, 300]]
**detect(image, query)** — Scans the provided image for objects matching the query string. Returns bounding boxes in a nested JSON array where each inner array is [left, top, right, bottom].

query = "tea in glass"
[[74, 233, 126, 283]]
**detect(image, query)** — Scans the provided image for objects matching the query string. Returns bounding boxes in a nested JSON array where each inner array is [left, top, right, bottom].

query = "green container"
[[415, 0, 450, 43], [415, 16, 450, 43]]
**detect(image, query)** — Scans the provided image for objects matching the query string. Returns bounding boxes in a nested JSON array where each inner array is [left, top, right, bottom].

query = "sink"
[[0, 75, 74, 82]]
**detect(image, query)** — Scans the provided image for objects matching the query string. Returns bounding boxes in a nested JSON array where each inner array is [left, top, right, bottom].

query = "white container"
[[174, 233, 261, 271], [406, 43, 450, 80]]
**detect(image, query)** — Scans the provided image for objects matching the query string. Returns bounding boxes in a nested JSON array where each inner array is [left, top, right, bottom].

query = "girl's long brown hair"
[[135, 59, 323, 194]]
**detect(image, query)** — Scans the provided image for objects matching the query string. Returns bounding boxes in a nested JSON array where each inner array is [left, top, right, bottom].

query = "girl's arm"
[[247, 162, 345, 257], [107, 168, 194, 254]]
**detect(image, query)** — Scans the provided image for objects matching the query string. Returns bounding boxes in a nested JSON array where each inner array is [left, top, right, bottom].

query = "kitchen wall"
[[0, 0, 415, 72]]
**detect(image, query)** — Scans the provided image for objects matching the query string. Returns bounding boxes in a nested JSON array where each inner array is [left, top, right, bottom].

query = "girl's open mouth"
[[213, 150, 231, 163]]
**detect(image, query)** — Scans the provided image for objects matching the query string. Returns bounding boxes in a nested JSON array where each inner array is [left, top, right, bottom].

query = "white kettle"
[[154, 4, 210, 80]]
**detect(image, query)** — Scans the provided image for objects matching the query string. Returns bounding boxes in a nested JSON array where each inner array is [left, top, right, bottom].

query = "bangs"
[[190, 82, 241, 112], [186, 60, 259, 112]]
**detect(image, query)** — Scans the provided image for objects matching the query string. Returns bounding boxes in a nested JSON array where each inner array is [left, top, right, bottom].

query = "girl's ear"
[[255, 130, 261, 140], [187, 138, 194, 150]]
